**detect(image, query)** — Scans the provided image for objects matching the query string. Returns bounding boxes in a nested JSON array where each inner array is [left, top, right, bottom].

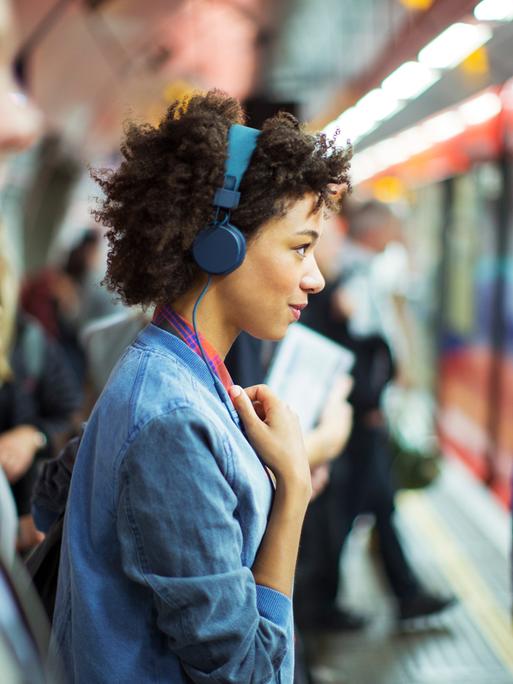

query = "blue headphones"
[[192, 124, 261, 275]]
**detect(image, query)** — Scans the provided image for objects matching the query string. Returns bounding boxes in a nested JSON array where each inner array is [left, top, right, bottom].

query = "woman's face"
[[218, 194, 326, 340]]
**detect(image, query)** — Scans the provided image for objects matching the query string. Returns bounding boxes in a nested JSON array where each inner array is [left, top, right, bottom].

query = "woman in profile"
[[53, 90, 351, 683]]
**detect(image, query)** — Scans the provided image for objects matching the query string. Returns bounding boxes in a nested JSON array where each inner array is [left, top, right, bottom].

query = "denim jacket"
[[53, 324, 293, 683]]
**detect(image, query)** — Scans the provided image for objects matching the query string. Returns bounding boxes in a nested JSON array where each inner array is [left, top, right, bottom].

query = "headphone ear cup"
[[192, 223, 246, 275]]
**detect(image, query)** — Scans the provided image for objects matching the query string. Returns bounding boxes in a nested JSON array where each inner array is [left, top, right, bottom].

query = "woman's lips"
[[289, 304, 306, 321]]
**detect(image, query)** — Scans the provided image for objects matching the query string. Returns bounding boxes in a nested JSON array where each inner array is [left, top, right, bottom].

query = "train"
[[354, 80, 513, 506]]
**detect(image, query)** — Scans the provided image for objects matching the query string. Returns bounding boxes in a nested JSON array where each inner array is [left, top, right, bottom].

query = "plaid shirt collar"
[[152, 304, 233, 393]]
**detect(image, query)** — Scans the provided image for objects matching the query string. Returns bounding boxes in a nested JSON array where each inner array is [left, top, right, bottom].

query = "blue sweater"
[[53, 324, 293, 683]]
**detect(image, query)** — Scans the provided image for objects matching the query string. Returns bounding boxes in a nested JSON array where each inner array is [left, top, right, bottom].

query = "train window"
[[404, 182, 444, 392], [445, 165, 500, 345]]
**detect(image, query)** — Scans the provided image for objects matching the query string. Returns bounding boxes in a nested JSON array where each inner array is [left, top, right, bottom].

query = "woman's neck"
[[171, 280, 238, 360]]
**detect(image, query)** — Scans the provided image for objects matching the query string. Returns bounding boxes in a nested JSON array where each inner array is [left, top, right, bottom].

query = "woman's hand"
[[229, 384, 311, 492], [0, 425, 44, 483], [232, 384, 313, 595]]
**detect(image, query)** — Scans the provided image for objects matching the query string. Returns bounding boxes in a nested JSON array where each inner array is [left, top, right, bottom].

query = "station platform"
[[302, 458, 513, 684]]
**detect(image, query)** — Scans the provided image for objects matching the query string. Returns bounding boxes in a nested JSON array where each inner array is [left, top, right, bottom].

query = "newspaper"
[[265, 323, 354, 431]]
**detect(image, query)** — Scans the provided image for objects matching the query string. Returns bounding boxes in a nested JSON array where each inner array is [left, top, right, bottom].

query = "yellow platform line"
[[398, 490, 513, 674]]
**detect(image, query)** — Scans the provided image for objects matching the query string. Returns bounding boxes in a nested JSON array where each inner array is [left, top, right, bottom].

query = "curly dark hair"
[[93, 90, 352, 307]]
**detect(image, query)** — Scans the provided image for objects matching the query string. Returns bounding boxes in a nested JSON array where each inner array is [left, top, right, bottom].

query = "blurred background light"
[[458, 91, 501, 125], [354, 88, 404, 121], [394, 125, 432, 156], [335, 106, 379, 142], [460, 46, 490, 76], [422, 110, 465, 142], [371, 175, 407, 202], [350, 150, 378, 184], [398, 0, 434, 9], [381, 61, 441, 100], [418, 23, 492, 69], [372, 138, 409, 167], [473, 0, 513, 22]]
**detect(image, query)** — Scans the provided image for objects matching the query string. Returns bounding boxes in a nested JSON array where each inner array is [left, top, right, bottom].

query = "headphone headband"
[[192, 123, 260, 276], [213, 124, 261, 211]]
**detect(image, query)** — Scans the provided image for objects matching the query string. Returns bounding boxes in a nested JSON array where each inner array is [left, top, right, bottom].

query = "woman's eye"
[[295, 244, 309, 257]]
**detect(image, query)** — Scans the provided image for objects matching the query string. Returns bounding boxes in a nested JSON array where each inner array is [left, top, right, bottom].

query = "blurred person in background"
[[0, 0, 43, 562], [0, 222, 83, 553], [295, 200, 454, 632], [21, 226, 118, 385], [335, 200, 415, 382], [0, 4, 79, 683]]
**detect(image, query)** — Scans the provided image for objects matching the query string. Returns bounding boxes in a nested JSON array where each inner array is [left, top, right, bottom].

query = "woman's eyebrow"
[[294, 229, 320, 241]]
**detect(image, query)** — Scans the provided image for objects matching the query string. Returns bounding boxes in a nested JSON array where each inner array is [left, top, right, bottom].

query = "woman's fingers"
[[230, 384, 282, 425], [241, 384, 279, 414], [228, 386, 262, 436], [252, 401, 266, 421], [229, 384, 309, 483], [229, 386, 277, 451]]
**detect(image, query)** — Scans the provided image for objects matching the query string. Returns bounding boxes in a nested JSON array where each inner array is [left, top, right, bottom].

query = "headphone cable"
[[192, 275, 213, 372], [193, 278, 245, 432]]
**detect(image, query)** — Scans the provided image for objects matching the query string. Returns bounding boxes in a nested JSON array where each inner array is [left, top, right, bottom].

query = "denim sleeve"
[[116, 408, 291, 683]]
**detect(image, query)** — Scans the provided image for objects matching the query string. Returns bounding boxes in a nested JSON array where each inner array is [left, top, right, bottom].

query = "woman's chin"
[[243, 320, 290, 342], [264, 321, 292, 341]]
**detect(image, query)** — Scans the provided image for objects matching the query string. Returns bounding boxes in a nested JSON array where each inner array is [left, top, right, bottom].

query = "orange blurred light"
[[461, 46, 489, 76], [371, 176, 406, 203], [399, 0, 434, 10]]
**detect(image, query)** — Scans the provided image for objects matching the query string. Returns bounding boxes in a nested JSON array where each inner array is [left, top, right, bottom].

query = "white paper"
[[265, 323, 354, 431]]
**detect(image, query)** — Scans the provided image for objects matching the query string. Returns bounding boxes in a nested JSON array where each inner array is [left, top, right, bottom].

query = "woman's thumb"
[[229, 385, 258, 429]]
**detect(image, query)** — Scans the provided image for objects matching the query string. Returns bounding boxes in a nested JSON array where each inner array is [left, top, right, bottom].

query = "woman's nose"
[[301, 258, 325, 294]]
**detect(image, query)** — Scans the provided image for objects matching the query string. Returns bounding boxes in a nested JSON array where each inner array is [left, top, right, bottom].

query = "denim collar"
[[141, 324, 241, 428]]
